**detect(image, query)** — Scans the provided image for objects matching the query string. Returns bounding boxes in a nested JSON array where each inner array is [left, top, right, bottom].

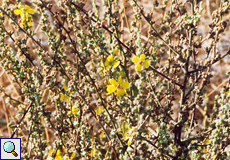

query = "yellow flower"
[[48, 149, 63, 160], [70, 152, 75, 160], [99, 132, 105, 138], [14, 5, 35, 28], [14, 5, 36, 16], [60, 94, 70, 101], [124, 127, 136, 146], [60, 85, 70, 101], [203, 138, 209, 153], [0, 8, 2, 16], [107, 77, 129, 97], [72, 105, 79, 115], [132, 54, 150, 71], [101, 54, 120, 73], [48, 146, 75, 160], [95, 106, 104, 115], [204, 138, 209, 144], [89, 149, 96, 157]]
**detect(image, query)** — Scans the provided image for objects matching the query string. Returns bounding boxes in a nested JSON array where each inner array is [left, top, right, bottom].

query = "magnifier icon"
[[3, 141, 18, 157]]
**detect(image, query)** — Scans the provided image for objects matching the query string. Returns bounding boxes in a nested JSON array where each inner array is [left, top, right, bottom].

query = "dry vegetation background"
[[0, 0, 230, 159], [1, 0, 230, 136]]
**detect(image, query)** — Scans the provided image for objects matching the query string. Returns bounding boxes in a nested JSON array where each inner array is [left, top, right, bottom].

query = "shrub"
[[0, 0, 230, 159]]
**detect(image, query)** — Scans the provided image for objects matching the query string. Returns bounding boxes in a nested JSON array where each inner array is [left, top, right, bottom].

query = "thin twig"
[[11, 102, 32, 138], [188, 48, 230, 74], [149, 66, 183, 88]]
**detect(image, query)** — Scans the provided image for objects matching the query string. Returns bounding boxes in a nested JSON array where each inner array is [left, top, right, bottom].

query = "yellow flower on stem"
[[89, 149, 96, 157], [101, 55, 120, 73], [14, 5, 35, 17], [107, 77, 129, 97], [132, 54, 150, 71], [48, 146, 75, 160], [72, 105, 79, 115], [14, 5, 35, 28], [95, 106, 104, 115], [60, 94, 70, 101], [99, 132, 105, 138], [48, 149, 63, 160], [60, 85, 70, 101], [124, 127, 136, 146], [203, 138, 209, 153]]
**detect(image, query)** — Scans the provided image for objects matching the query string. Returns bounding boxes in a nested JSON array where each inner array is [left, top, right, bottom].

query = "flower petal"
[[25, 5, 35, 14], [127, 140, 131, 146], [113, 60, 120, 68], [118, 77, 123, 84], [104, 60, 109, 66], [14, 9, 22, 15], [63, 85, 68, 91], [55, 150, 62, 160], [121, 81, 129, 90], [99, 132, 105, 138], [127, 137, 133, 146], [116, 89, 125, 96], [110, 79, 118, 86], [127, 126, 131, 130], [48, 150, 54, 155], [96, 106, 103, 115], [64, 95, 70, 101], [70, 152, 75, 160], [140, 54, 146, 61], [132, 56, 139, 63], [105, 65, 111, 70], [113, 49, 119, 55], [107, 55, 113, 62], [143, 59, 150, 68], [60, 94, 65, 101], [102, 61, 109, 71], [135, 64, 142, 71], [72, 106, 79, 115], [107, 85, 116, 94]]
